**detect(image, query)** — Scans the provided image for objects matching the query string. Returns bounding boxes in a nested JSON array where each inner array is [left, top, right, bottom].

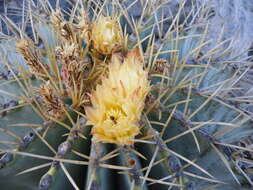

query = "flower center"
[[106, 108, 126, 125], [109, 115, 116, 121]]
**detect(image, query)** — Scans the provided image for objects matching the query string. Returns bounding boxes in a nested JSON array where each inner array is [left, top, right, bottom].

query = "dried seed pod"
[[75, 11, 91, 45], [39, 81, 65, 119], [60, 22, 74, 41], [56, 43, 89, 90], [151, 59, 170, 74], [50, 9, 64, 29], [51, 10, 76, 42], [16, 39, 49, 78]]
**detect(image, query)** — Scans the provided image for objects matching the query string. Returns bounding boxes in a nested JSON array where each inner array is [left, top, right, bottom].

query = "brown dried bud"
[[50, 9, 64, 29], [60, 22, 74, 41], [39, 81, 65, 119], [151, 59, 170, 74], [56, 43, 87, 89], [75, 11, 90, 45], [51, 10, 75, 42], [16, 39, 49, 78]]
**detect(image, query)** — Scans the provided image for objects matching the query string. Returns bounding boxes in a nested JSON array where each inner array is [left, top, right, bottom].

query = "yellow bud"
[[91, 16, 123, 55]]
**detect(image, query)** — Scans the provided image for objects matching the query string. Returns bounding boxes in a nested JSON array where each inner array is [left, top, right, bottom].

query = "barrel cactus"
[[0, 0, 253, 190]]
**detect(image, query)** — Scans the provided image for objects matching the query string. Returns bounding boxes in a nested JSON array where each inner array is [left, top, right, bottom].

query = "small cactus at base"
[[0, 1, 253, 190]]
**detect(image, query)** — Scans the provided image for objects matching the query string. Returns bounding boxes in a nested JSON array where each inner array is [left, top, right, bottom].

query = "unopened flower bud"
[[91, 16, 123, 55]]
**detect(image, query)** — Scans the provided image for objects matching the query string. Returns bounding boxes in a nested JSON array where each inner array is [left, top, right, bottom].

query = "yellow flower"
[[91, 15, 123, 55], [86, 48, 150, 145]]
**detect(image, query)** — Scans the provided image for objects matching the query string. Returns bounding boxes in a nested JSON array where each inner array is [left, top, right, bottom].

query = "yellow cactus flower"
[[86, 48, 150, 145], [91, 15, 123, 55]]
